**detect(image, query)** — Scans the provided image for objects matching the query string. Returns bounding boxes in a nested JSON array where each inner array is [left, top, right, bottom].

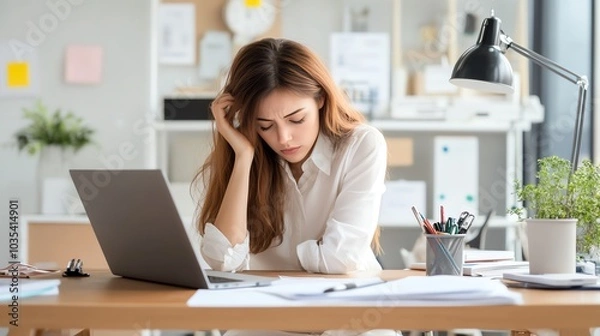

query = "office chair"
[[464, 209, 494, 250]]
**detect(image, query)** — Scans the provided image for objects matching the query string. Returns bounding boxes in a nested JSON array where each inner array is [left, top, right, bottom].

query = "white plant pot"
[[37, 146, 75, 214], [526, 218, 577, 274]]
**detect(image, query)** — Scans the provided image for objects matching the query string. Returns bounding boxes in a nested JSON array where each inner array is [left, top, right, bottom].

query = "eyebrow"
[[257, 108, 304, 122]]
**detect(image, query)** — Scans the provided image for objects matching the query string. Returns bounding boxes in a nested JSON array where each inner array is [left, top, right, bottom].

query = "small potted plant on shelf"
[[15, 100, 95, 156], [14, 100, 95, 214], [510, 155, 600, 274]]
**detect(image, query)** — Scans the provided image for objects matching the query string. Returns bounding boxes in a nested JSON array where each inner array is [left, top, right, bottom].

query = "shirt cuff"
[[296, 239, 321, 273], [200, 223, 250, 272], [297, 238, 365, 274]]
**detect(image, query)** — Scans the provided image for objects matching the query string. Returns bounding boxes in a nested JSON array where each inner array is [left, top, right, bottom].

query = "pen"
[[323, 279, 386, 293]]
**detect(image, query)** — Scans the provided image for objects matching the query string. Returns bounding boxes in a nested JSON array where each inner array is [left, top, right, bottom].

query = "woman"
[[193, 37, 395, 336], [194, 37, 387, 275]]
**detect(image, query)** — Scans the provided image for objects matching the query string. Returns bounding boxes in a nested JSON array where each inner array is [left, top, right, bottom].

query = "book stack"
[[410, 249, 530, 277], [0, 279, 60, 302]]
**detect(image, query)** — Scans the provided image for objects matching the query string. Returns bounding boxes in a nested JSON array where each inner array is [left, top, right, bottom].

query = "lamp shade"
[[450, 16, 514, 94]]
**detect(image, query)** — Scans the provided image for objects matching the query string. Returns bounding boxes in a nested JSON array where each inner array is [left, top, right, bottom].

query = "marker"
[[323, 279, 386, 293]]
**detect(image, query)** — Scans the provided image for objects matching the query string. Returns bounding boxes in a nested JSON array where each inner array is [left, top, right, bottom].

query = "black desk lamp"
[[449, 11, 588, 173]]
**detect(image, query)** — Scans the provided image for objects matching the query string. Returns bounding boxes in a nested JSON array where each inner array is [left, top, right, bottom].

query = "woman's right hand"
[[211, 93, 254, 159]]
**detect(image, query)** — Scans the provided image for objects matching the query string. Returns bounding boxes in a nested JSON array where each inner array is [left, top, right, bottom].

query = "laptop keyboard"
[[208, 275, 244, 283]]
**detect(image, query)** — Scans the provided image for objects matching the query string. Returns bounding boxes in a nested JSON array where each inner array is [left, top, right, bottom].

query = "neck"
[[289, 162, 303, 182]]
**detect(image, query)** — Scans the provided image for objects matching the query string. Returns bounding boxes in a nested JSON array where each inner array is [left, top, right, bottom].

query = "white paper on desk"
[[378, 180, 426, 226], [270, 276, 522, 305], [187, 277, 372, 307], [187, 276, 522, 307], [0, 279, 60, 302]]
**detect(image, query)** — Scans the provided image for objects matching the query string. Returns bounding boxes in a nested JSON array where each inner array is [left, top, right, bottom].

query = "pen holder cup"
[[425, 234, 465, 276]]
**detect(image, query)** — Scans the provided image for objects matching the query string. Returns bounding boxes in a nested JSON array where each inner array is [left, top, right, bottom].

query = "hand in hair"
[[211, 93, 254, 160]]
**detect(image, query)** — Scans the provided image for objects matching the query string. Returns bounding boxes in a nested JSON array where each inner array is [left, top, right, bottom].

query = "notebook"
[[70, 169, 275, 289], [502, 272, 599, 289]]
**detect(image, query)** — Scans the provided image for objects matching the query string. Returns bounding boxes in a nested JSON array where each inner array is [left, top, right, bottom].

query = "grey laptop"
[[69, 169, 274, 289]]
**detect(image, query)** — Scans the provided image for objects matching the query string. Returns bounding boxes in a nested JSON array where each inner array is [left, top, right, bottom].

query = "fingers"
[[211, 94, 237, 136], [210, 93, 234, 120]]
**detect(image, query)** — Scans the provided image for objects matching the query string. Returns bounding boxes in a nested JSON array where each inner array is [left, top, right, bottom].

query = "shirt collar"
[[306, 133, 333, 175]]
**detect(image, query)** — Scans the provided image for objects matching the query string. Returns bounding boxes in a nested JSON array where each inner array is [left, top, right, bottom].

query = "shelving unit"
[[148, 0, 540, 265], [151, 95, 543, 217]]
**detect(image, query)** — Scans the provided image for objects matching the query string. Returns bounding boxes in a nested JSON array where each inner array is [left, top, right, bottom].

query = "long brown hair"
[[193, 38, 381, 254]]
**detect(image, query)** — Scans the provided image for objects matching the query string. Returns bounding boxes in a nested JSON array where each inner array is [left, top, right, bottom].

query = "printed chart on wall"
[[330, 32, 390, 119], [433, 136, 479, 217], [0, 41, 39, 98]]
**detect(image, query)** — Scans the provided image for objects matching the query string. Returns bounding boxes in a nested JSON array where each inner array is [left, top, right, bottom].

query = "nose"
[[277, 126, 292, 145]]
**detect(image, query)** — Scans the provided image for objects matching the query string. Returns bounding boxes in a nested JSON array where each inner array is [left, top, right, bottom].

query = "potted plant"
[[14, 100, 95, 214], [510, 155, 600, 274], [15, 100, 94, 156]]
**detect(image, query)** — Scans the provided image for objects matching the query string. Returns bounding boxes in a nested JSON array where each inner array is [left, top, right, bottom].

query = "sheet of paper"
[[187, 275, 522, 307], [65, 45, 103, 84], [330, 32, 390, 118], [378, 180, 426, 226], [0, 279, 60, 301], [198, 31, 232, 80], [158, 3, 196, 65]]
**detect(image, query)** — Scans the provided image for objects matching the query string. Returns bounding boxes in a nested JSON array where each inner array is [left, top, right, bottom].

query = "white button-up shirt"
[[200, 124, 387, 274]]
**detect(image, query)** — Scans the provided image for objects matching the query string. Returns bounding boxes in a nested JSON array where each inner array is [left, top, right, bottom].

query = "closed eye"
[[290, 118, 305, 124], [259, 124, 272, 131]]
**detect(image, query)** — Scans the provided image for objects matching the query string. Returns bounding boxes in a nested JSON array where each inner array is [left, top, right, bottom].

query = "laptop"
[[69, 169, 275, 289]]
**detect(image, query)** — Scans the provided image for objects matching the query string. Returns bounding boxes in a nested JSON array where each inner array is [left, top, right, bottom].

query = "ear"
[[317, 96, 325, 110]]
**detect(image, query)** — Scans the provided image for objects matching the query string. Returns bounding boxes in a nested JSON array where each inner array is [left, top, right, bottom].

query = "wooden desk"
[[2, 271, 599, 335]]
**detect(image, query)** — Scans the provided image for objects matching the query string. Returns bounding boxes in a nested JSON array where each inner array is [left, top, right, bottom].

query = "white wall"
[[0, 0, 153, 265]]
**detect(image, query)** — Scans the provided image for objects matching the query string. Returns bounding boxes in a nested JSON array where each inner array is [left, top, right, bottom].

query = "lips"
[[281, 146, 300, 156]]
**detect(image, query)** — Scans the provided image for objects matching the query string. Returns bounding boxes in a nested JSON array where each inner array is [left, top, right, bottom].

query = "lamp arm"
[[505, 36, 583, 85], [501, 34, 589, 173]]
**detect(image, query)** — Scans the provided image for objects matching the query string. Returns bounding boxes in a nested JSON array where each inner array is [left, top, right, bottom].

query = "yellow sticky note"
[[7, 62, 29, 88], [244, 0, 261, 8]]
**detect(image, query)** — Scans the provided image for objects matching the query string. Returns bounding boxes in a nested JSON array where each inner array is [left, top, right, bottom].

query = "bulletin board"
[[161, 0, 282, 64]]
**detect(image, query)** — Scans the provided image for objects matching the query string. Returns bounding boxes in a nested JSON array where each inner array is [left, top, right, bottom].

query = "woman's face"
[[256, 89, 322, 166]]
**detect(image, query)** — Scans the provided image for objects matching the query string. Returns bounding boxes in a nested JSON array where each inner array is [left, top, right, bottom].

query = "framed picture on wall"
[[158, 3, 196, 65]]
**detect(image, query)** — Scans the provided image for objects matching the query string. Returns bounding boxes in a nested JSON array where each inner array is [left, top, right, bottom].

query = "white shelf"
[[370, 119, 516, 132], [379, 216, 518, 229], [22, 215, 89, 224], [152, 119, 518, 133], [152, 120, 213, 132]]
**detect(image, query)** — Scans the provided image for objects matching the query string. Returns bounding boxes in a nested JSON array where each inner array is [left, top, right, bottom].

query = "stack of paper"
[[410, 250, 526, 277], [463, 261, 529, 277], [187, 276, 522, 307], [0, 279, 60, 302], [464, 250, 514, 262]]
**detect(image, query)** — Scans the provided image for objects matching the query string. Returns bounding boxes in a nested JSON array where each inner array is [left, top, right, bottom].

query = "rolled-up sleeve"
[[296, 129, 387, 274], [200, 223, 250, 272]]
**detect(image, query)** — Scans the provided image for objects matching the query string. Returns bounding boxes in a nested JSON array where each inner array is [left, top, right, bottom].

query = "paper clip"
[[62, 258, 90, 277]]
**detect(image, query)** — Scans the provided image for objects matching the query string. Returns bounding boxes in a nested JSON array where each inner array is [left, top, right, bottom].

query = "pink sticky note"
[[65, 45, 103, 84]]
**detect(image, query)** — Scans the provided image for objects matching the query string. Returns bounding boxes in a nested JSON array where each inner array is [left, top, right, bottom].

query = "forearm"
[[213, 154, 253, 245]]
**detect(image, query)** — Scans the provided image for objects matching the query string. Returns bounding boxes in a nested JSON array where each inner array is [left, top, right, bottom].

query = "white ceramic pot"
[[526, 218, 577, 274], [37, 146, 74, 214]]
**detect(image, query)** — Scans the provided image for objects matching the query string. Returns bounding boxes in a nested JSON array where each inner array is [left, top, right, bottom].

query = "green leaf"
[[13, 100, 95, 156], [511, 155, 600, 253]]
